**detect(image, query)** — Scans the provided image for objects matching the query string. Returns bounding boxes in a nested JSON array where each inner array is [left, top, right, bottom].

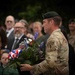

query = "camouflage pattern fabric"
[[31, 29, 69, 75]]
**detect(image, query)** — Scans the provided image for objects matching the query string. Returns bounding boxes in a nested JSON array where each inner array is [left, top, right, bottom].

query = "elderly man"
[[5, 15, 15, 37], [20, 11, 69, 75], [5, 15, 15, 50]]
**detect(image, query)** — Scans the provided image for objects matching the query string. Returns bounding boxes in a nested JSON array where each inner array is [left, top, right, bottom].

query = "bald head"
[[6, 15, 15, 21], [5, 15, 15, 30]]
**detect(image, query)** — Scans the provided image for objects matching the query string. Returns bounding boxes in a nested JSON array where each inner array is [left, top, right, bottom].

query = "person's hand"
[[27, 33, 34, 39], [20, 64, 33, 71]]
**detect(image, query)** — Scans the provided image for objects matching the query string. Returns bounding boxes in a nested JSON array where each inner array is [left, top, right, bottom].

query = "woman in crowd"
[[0, 26, 7, 49], [0, 26, 7, 59]]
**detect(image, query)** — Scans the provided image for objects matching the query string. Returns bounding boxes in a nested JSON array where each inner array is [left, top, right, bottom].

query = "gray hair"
[[19, 19, 28, 27]]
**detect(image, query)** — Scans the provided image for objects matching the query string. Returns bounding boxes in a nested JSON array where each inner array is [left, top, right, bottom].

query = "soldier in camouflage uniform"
[[20, 11, 69, 75], [67, 18, 75, 52]]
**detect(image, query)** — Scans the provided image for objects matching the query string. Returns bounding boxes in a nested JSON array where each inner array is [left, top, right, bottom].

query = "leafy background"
[[0, 0, 75, 32]]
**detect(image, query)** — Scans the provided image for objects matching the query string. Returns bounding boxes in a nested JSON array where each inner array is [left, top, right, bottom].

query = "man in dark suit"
[[7, 30, 15, 51], [11, 21, 30, 75], [5, 15, 15, 51], [11, 22, 27, 50]]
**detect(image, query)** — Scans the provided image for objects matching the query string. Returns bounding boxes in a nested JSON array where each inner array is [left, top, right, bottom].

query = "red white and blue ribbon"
[[8, 49, 22, 59], [8, 38, 33, 59]]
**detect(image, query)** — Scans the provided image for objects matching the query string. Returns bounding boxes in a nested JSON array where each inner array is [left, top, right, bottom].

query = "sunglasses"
[[6, 21, 13, 23]]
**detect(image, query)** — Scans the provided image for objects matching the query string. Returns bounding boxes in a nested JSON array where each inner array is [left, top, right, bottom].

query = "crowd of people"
[[0, 11, 75, 75]]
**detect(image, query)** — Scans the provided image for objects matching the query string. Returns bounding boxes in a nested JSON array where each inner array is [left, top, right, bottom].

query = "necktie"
[[6, 31, 8, 35], [12, 38, 19, 50], [15, 38, 19, 44]]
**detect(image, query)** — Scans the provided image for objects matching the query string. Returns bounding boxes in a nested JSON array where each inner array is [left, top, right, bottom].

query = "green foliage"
[[18, 5, 41, 21], [6, 39, 44, 68]]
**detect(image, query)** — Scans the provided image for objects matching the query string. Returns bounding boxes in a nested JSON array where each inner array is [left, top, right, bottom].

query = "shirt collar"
[[6, 28, 14, 32]]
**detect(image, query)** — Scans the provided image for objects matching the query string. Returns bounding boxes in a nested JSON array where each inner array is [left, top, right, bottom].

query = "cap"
[[69, 18, 75, 24], [42, 11, 59, 19]]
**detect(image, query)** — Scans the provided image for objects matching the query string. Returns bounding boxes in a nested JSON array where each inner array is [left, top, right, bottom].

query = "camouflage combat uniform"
[[31, 29, 69, 75]]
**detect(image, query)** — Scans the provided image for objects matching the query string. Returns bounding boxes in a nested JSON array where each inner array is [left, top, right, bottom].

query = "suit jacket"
[[7, 30, 15, 51], [11, 34, 27, 50]]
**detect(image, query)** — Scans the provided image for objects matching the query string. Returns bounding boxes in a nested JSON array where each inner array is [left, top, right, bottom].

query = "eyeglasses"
[[6, 21, 13, 23], [69, 22, 75, 25], [14, 27, 25, 29]]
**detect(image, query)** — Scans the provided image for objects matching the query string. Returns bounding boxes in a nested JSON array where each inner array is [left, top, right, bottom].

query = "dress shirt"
[[6, 28, 14, 37]]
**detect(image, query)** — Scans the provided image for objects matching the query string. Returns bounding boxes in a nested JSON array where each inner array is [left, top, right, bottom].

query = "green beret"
[[42, 11, 59, 19]]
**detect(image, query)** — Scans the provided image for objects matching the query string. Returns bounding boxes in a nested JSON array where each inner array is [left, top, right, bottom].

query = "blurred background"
[[0, 0, 75, 29]]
